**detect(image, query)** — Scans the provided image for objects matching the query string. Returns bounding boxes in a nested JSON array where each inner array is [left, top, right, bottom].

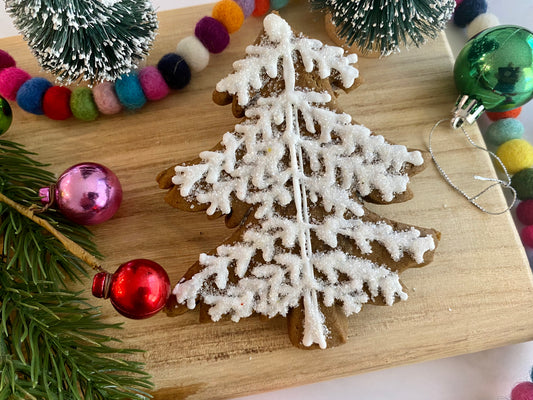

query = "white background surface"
[[1, 0, 533, 399]]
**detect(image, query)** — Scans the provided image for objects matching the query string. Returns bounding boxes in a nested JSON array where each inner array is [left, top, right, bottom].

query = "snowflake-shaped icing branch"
[[216, 13, 359, 107], [173, 98, 424, 217]]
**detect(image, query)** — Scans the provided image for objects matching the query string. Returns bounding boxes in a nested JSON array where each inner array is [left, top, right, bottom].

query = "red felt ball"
[[0, 49, 16, 70], [252, 0, 270, 16], [486, 107, 522, 121], [516, 200, 533, 225], [520, 226, 533, 248], [42, 86, 72, 120], [511, 382, 533, 400]]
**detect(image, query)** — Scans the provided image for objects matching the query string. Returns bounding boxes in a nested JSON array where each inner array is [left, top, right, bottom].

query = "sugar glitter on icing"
[[171, 14, 434, 349]]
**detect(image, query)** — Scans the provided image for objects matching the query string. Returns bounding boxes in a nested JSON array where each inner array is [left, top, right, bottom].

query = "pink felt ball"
[[0, 67, 32, 101], [511, 382, 533, 400], [92, 81, 122, 115], [520, 226, 533, 249], [138, 66, 169, 101], [0, 50, 16, 70], [516, 200, 533, 226]]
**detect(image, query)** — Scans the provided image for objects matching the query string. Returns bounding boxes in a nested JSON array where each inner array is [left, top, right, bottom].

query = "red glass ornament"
[[39, 162, 122, 225], [92, 259, 171, 319]]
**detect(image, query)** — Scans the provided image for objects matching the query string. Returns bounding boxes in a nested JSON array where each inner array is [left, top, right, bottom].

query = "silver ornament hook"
[[428, 118, 517, 215]]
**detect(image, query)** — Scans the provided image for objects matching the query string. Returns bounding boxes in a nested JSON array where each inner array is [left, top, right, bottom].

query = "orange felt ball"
[[252, 0, 270, 16], [212, 0, 245, 34], [486, 107, 522, 121]]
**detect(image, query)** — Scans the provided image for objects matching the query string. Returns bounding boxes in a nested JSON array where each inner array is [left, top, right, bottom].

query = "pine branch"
[[0, 138, 154, 399], [0, 192, 103, 273]]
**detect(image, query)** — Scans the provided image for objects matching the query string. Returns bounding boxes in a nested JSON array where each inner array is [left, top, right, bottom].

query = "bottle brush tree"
[[311, 0, 455, 56]]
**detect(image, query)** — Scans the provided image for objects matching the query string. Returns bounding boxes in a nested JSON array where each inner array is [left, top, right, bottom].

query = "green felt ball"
[[0, 96, 12, 135], [511, 168, 533, 200], [70, 87, 99, 121], [485, 118, 524, 147]]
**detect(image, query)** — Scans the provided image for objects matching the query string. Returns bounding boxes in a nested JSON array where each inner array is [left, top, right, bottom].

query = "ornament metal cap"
[[450, 94, 485, 129], [38, 185, 55, 206], [92, 271, 113, 299]]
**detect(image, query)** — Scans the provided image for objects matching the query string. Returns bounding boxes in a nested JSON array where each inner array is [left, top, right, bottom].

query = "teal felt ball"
[[270, 0, 289, 9], [484, 118, 524, 147], [115, 73, 147, 110], [511, 168, 533, 200]]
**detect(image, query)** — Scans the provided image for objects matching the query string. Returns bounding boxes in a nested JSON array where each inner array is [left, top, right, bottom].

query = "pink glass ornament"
[[92, 259, 171, 319], [39, 162, 122, 225]]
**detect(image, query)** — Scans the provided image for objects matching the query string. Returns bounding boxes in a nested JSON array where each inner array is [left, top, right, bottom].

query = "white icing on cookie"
[[171, 14, 434, 349]]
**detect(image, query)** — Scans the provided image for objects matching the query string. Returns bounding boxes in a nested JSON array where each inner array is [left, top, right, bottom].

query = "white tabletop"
[[1, 1, 532, 398]]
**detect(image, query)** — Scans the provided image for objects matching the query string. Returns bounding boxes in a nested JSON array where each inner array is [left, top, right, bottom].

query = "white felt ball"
[[176, 36, 210, 73], [466, 13, 500, 39]]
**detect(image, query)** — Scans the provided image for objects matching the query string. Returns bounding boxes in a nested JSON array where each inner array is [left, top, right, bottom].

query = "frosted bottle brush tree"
[[311, 0, 455, 56], [158, 14, 439, 349], [5, 0, 158, 84]]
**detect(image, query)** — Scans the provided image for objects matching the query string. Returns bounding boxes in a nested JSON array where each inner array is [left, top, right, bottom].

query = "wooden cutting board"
[[2, 2, 533, 399]]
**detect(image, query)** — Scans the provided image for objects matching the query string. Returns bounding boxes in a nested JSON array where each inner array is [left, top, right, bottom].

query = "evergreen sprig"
[[311, 0, 455, 56], [0, 138, 153, 399]]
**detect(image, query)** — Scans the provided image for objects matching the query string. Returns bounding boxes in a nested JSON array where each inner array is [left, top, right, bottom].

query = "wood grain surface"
[[2, 2, 533, 399]]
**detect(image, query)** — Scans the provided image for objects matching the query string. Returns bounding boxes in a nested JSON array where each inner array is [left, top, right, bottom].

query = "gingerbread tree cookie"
[[157, 14, 439, 349]]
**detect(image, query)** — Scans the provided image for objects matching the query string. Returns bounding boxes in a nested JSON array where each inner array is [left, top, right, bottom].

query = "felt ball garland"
[[0, 0, 289, 122], [454, 4, 533, 396]]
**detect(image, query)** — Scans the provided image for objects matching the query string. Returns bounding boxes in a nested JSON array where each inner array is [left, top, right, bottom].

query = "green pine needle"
[[0, 138, 154, 399]]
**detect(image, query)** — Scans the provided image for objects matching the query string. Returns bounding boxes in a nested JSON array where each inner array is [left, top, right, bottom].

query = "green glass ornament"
[[454, 25, 533, 114], [0, 96, 12, 135]]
